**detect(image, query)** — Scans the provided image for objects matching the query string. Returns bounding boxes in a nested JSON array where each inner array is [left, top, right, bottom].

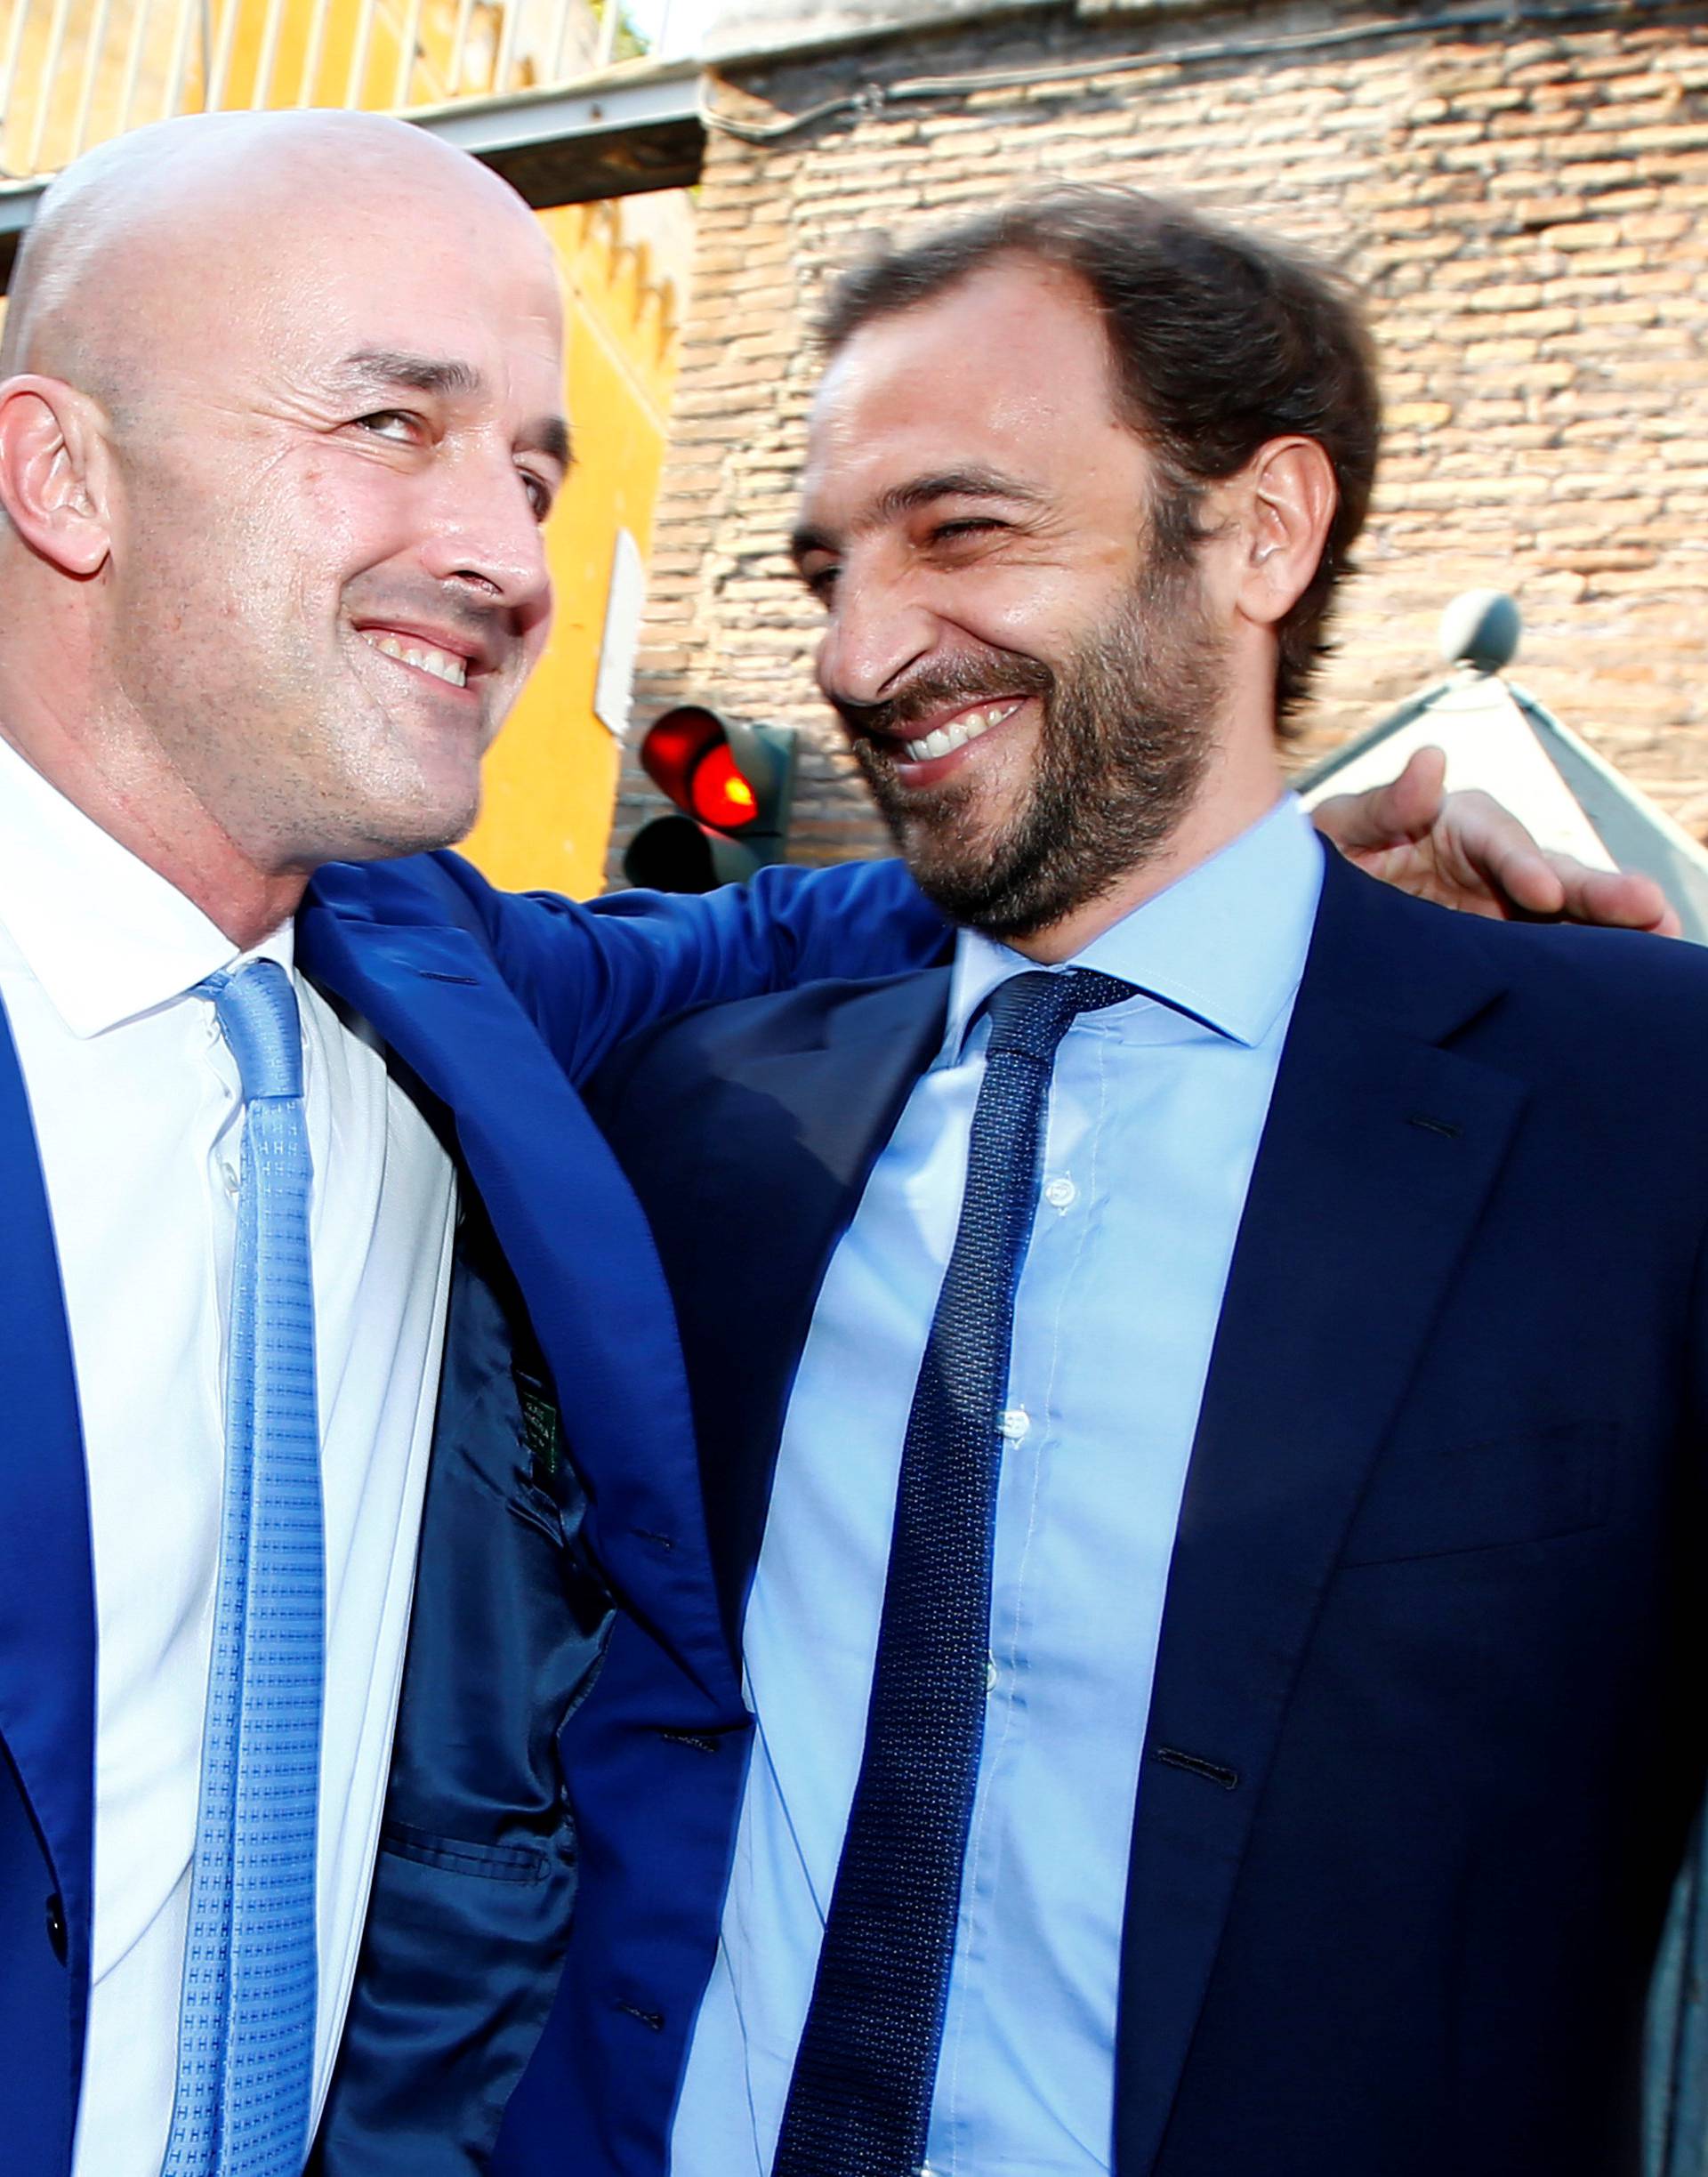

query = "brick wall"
[[616, 0, 1708, 871]]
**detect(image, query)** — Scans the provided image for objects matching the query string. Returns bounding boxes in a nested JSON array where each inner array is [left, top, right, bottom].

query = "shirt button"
[[221, 1162, 240, 1196], [1043, 1174, 1077, 1209], [985, 1654, 998, 1696], [999, 1407, 1029, 1442]]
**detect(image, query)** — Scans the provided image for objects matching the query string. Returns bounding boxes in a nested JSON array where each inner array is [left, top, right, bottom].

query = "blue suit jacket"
[[0, 844, 942, 2175], [493, 844, 1708, 2177]]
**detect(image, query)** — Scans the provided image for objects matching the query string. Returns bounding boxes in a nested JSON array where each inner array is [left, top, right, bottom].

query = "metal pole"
[[24, 0, 76, 172], [391, 0, 425, 105], [252, 0, 289, 107], [160, 0, 203, 120], [444, 0, 477, 95], [68, 0, 118, 155], [0, 0, 40, 171], [342, 0, 377, 108], [546, 0, 575, 86], [115, 0, 157, 133], [208, 0, 245, 109], [295, 0, 333, 101], [490, 0, 525, 99]]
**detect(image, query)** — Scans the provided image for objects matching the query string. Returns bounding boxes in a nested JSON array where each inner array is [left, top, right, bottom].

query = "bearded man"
[[447, 190, 1708, 2177]]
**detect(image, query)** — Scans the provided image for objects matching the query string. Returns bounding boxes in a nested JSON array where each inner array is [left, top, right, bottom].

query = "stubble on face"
[[841, 531, 1225, 941], [104, 425, 513, 870]]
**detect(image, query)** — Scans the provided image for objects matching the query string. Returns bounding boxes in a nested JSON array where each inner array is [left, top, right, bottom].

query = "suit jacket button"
[[44, 1894, 67, 1963]]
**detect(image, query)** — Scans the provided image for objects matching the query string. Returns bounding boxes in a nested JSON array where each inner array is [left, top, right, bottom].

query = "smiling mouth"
[[900, 699, 1023, 764], [360, 630, 470, 689]]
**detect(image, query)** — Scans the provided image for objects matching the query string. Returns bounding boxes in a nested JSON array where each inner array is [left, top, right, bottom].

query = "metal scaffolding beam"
[[411, 63, 705, 212]]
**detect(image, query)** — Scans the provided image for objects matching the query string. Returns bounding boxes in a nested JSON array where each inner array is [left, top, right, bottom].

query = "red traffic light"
[[640, 706, 760, 834], [689, 743, 760, 830], [626, 704, 797, 892]]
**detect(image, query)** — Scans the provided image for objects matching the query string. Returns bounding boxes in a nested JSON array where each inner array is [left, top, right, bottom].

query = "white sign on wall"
[[593, 528, 647, 739]]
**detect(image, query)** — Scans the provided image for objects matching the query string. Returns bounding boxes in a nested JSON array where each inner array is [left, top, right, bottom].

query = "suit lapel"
[[1114, 856, 1527, 2175], [296, 894, 740, 1710], [652, 972, 951, 1641], [0, 996, 97, 2006]]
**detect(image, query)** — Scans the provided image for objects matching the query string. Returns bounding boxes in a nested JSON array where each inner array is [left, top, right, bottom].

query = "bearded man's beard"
[[842, 559, 1225, 941]]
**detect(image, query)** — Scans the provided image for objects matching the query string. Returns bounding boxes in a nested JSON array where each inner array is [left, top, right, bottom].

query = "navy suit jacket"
[[495, 843, 1708, 2177], [0, 843, 941, 2175]]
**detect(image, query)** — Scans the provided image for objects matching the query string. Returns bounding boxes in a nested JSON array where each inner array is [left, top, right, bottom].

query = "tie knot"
[[197, 959, 304, 1102], [980, 967, 1137, 1063]]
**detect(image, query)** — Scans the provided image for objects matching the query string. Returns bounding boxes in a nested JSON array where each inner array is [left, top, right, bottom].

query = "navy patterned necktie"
[[772, 965, 1138, 2177], [165, 960, 324, 2177]]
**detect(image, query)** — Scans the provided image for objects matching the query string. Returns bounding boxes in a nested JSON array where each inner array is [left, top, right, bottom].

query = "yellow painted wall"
[[463, 198, 681, 898]]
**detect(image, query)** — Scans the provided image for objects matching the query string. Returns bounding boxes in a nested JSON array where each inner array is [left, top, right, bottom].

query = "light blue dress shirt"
[[671, 796, 1325, 2177]]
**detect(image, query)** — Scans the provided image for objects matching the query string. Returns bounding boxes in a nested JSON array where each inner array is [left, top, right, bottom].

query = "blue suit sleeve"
[[431, 857, 949, 1083]]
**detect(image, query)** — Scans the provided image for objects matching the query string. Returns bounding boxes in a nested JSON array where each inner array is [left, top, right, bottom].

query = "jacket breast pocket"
[[1339, 1419, 1615, 1568]]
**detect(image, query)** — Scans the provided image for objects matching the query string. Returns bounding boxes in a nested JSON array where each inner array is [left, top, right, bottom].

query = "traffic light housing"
[[623, 705, 799, 893]]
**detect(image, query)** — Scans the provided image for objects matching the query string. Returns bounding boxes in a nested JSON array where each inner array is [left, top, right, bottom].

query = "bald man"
[[0, 110, 959, 2177]]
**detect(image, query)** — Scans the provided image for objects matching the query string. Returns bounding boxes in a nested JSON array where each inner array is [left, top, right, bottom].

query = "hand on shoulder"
[[1311, 746, 1681, 935]]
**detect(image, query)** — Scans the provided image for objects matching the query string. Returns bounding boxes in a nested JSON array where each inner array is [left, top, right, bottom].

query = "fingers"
[[1551, 861, 1680, 936], [1454, 805, 1568, 917], [1434, 808, 1678, 931], [1380, 745, 1448, 843], [1308, 744, 1681, 933], [1312, 746, 1446, 852]]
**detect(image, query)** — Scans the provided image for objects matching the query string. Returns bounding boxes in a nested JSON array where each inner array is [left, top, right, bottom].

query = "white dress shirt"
[[0, 734, 457, 2177]]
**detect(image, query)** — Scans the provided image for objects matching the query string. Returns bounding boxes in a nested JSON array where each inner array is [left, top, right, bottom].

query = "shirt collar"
[[942, 791, 1324, 1059], [0, 733, 294, 1040]]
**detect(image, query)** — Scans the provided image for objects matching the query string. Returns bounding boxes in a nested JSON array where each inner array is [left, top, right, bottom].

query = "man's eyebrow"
[[329, 348, 571, 471], [522, 415, 573, 473], [879, 469, 1045, 519], [334, 349, 487, 400], [789, 468, 1044, 564]]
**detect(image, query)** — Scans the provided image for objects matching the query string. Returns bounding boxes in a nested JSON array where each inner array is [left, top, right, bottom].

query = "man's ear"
[[0, 375, 113, 577], [1232, 435, 1338, 631]]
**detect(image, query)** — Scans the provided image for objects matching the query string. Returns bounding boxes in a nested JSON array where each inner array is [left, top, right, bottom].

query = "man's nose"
[[419, 450, 552, 625], [816, 568, 937, 710]]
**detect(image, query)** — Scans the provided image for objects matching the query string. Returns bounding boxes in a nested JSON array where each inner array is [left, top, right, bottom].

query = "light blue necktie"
[[164, 959, 324, 2177]]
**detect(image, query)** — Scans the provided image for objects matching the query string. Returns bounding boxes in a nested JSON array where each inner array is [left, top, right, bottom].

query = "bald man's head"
[[1, 109, 552, 416], [0, 110, 569, 917]]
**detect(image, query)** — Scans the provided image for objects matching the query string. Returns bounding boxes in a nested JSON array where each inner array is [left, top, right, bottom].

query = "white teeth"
[[365, 632, 469, 689], [903, 700, 1020, 765]]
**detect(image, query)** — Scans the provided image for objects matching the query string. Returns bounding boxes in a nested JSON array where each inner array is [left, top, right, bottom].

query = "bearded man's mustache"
[[831, 651, 1054, 744]]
